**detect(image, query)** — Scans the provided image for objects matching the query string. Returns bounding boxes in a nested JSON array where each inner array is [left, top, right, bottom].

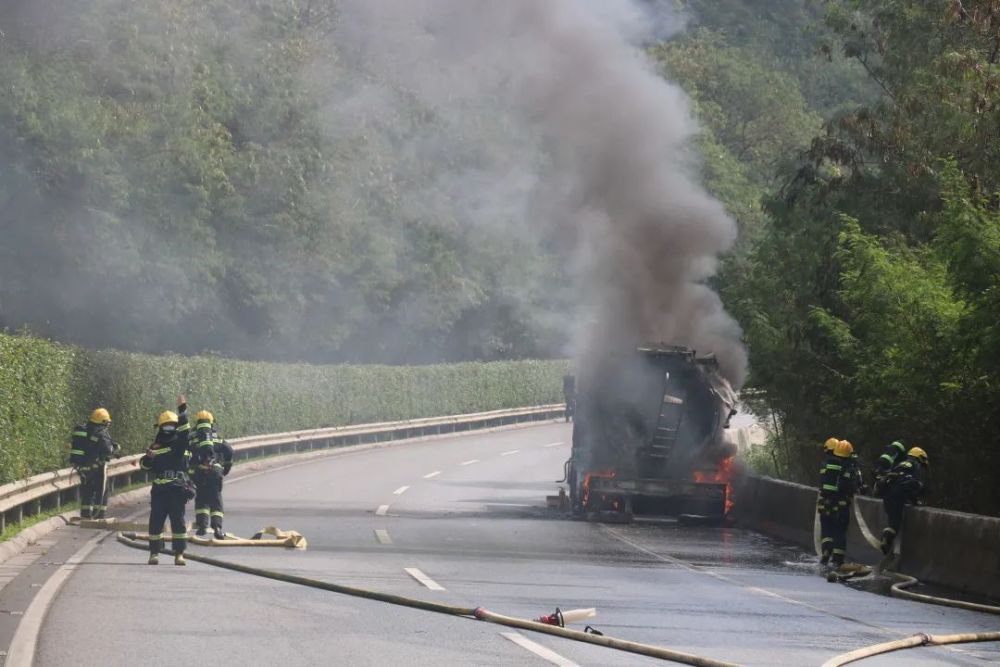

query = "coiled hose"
[[116, 532, 740, 667]]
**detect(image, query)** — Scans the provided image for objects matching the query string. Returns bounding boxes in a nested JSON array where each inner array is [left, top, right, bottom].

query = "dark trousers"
[[819, 499, 850, 564], [148, 484, 188, 554], [881, 488, 909, 551], [79, 463, 108, 518], [193, 468, 224, 530]]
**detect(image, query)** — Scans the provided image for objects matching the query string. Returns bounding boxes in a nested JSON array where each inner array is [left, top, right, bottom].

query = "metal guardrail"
[[0, 404, 565, 533]]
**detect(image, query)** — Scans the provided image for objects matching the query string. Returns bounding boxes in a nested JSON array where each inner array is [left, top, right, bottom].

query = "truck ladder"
[[648, 392, 684, 461]]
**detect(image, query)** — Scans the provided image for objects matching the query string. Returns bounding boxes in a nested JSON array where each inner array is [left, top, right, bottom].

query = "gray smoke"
[[329, 0, 747, 384]]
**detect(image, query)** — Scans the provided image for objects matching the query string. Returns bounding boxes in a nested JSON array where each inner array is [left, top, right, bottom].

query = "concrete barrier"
[[734, 475, 1000, 599]]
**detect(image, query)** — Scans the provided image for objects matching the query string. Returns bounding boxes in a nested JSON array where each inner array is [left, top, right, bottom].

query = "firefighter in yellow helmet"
[[69, 408, 120, 519], [816, 440, 863, 570], [879, 447, 930, 555], [139, 396, 193, 566], [189, 410, 234, 539]]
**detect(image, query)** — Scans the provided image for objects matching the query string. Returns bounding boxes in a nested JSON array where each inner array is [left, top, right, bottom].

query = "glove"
[[223, 463, 232, 476]]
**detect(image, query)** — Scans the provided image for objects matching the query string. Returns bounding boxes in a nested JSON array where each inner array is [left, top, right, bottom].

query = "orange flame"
[[581, 470, 616, 510], [693, 456, 736, 515]]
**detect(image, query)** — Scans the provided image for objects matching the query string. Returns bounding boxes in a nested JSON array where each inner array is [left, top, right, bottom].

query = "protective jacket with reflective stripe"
[[140, 406, 191, 477]]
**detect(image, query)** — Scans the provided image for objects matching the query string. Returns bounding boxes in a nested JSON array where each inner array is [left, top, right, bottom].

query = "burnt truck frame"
[[564, 344, 737, 522]]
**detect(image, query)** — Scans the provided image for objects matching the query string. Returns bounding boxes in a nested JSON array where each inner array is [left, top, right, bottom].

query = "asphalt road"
[[28, 423, 1000, 666]]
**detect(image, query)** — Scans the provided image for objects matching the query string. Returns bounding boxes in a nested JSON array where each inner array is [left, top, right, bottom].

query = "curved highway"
[[26, 424, 1000, 666]]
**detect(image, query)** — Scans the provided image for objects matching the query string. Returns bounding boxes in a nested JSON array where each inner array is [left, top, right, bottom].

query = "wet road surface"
[[26, 423, 1000, 666]]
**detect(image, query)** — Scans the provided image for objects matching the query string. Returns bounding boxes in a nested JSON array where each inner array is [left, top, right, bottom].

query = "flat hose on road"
[[820, 631, 1000, 667], [116, 532, 741, 667]]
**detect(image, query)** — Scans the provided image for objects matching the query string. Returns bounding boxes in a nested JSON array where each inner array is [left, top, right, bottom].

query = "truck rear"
[[564, 344, 738, 522]]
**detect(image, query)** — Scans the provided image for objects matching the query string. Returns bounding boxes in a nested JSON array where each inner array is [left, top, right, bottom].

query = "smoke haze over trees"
[[0, 0, 744, 378]]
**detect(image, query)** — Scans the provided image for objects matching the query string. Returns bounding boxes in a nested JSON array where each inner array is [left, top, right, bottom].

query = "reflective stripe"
[[821, 538, 833, 544], [177, 423, 190, 432], [825, 464, 843, 471], [891, 442, 906, 452], [879, 454, 894, 463], [822, 484, 839, 491], [153, 479, 175, 485], [833, 548, 846, 555], [72, 431, 88, 437], [69, 449, 86, 455], [172, 534, 188, 539], [210, 511, 224, 517], [151, 448, 174, 456], [89, 436, 99, 441], [195, 509, 210, 515], [149, 534, 164, 540]]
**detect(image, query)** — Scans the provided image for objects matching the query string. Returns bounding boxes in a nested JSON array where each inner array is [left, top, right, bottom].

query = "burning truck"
[[562, 344, 739, 522]]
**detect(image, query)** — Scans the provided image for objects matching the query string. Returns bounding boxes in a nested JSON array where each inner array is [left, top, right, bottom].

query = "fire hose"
[[808, 501, 1000, 665], [819, 631, 1000, 667], [115, 531, 741, 667]]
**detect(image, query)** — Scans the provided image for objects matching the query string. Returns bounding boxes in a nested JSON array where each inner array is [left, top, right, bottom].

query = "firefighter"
[[139, 396, 193, 566], [189, 410, 233, 539], [563, 374, 576, 422], [817, 439, 862, 569], [879, 447, 930, 555], [872, 440, 907, 497], [69, 408, 120, 519]]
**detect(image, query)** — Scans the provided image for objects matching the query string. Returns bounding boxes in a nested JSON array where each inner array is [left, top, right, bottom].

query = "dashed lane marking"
[[459, 459, 479, 466], [500, 450, 520, 456], [500, 632, 581, 667], [393, 485, 410, 495], [404, 567, 445, 591], [543, 442, 565, 448], [423, 470, 442, 479], [376, 504, 390, 516], [374, 529, 392, 545]]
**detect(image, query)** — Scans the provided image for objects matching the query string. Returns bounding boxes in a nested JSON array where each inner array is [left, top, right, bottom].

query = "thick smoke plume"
[[332, 0, 747, 384], [0, 0, 746, 380]]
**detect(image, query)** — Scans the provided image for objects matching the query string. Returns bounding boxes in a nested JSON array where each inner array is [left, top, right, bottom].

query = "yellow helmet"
[[834, 440, 854, 458], [823, 437, 839, 453], [157, 411, 179, 427], [908, 447, 928, 464], [195, 410, 214, 424], [89, 408, 111, 424]]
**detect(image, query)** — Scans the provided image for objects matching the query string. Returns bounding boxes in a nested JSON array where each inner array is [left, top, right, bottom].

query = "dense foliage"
[[723, 1, 1000, 514], [0, 332, 566, 485]]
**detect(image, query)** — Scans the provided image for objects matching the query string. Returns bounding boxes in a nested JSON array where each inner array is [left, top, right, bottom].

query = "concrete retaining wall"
[[734, 475, 1000, 599]]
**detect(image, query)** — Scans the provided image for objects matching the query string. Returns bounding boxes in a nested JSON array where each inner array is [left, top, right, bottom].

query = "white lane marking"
[[376, 504, 390, 516], [500, 633, 581, 667], [500, 449, 520, 456], [597, 524, 928, 642], [393, 485, 410, 495], [6, 530, 108, 667], [404, 567, 446, 591], [459, 459, 479, 466], [543, 441, 565, 448], [374, 529, 392, 545], [423, 470, 442, 479]]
